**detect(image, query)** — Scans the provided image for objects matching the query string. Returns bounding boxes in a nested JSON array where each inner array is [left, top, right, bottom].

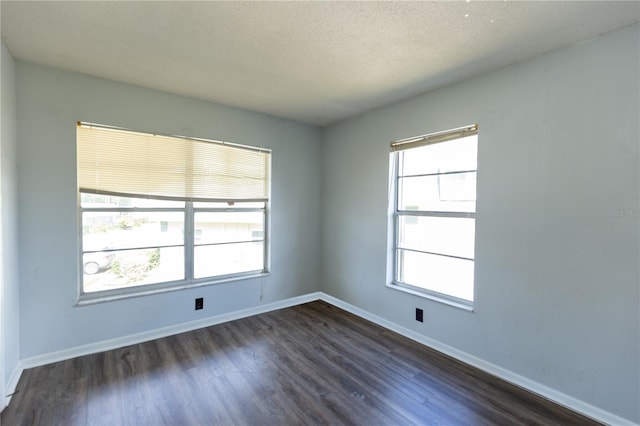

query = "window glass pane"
[[81, 193, 184, 208], [82, 212, 184, 250], [398, 216, 475, 259], [194, 212, 264, 244], [193, 201, 266, 208], [397, 250, 474, 301], [398, 172, 476, 212], [194, 242, 264, 279], [83, 246, 184, 293], [400, 135, 477, 176]]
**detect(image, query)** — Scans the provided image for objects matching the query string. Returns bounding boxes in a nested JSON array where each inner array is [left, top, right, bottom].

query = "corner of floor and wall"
[[2, 24, 639, 426], [4, 291, 640, 426]]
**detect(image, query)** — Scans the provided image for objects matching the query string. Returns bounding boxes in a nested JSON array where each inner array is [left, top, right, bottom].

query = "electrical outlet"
[[415, 308, 423, 322], [195, 297, 204, 310]]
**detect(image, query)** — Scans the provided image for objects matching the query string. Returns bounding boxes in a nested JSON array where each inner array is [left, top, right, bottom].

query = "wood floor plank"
[[2, 301, 601, 426]]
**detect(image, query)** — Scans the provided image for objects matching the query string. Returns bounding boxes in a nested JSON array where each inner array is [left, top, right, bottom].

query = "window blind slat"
[[77, 124, 271, 201]]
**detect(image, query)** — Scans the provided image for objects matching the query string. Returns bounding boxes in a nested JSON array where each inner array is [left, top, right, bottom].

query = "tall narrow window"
[[77, 123, 270, 300], [390, 124, 478, 307]]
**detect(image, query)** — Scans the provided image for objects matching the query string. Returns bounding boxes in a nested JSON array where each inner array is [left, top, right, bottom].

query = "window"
[[77, 123, 270, 300], [389, 124, 478, 308]]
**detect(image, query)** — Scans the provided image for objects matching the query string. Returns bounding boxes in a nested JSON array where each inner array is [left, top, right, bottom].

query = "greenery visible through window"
[[77, 123, 270, 298], [390, 125, 478, 306]]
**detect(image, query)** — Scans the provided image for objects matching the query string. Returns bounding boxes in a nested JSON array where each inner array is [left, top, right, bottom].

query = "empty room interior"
[[1, 1, 639, 425]]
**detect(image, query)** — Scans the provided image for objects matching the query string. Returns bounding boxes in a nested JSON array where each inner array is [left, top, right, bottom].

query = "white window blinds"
[[77, 123, 271, 202]]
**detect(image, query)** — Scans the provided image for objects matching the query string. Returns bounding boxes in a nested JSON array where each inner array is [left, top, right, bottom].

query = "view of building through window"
[[81, 194, 183, 292], [81, 194, 266, 293]]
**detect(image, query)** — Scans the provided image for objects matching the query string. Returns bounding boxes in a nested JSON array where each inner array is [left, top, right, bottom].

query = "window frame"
[[388, 124, 478, 310], [77, 124, 271, 304]]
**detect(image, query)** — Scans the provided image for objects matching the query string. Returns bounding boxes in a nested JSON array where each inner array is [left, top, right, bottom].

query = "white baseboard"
[[317, 292, 637, 426], [6, 291, 636, 426], [20, 292, 322, 371], [2, 361, 24, 412]]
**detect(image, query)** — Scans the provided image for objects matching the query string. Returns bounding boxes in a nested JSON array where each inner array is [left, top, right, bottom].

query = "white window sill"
[[387, 282, 474, 312], [77, 272, 270, 306]]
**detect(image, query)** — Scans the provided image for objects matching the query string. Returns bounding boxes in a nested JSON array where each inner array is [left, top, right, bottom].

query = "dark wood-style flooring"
[[2, 301, 600, 425]]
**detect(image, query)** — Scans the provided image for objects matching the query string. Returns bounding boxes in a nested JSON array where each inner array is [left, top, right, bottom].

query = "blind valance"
[[391, 124, 478, 152], [77, 123, 270, 202]]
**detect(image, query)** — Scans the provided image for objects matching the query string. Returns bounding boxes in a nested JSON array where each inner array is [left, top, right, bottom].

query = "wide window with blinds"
[[389, 124, 478, 309], [77, 122, 271, 300]]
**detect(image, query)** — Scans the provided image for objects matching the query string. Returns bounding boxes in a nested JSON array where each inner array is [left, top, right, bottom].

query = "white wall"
[[16, 62, 322, 359], [1, 41, 20, 410], [321, 24, 640, 423]]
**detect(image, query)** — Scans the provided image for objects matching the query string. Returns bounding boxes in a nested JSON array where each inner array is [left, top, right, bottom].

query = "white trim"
[[3, 361, 23, 411], [77, 272, 271, 306], [6, 291, 636, 426], [317, 292, 638, 426], [21, 292, 321, 370], [386, 282, 474, 312]]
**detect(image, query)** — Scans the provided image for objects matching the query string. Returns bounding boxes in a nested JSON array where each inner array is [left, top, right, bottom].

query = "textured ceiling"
[[1, 1, 638, 126]]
